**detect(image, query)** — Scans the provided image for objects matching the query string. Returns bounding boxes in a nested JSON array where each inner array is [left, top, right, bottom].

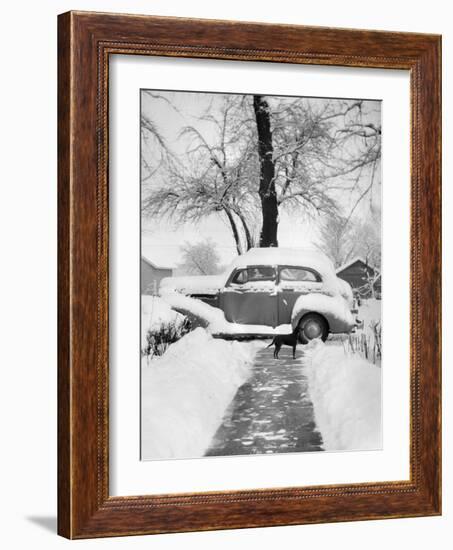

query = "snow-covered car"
[[160, 248, 357, 342]]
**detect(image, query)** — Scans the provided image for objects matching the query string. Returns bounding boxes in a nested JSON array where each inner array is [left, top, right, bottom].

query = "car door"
[[277, 266, 323, 324], [220, 265, 278, 326]]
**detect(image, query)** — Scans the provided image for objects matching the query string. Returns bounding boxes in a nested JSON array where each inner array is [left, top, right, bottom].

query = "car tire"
[[297, 313, 329, 344]]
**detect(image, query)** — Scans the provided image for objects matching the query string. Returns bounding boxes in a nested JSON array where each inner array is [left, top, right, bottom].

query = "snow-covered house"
[[141, 256, 173, 295], [336, 257, 381, 299]]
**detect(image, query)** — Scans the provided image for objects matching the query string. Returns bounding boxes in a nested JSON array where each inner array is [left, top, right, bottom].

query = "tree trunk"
[[232, 207, 254, 250], [253, 95, 279, 247], [223, 207, 243, 255]]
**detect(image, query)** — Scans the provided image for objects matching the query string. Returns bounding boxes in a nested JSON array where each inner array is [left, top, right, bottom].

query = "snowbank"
[[160, 291, 227, 332], [141, 295, 184, 347], [358, 298, 381, 328], [161, 290, 291, 336], [302, 339, 382, 451], [141, 328, 260, 460]]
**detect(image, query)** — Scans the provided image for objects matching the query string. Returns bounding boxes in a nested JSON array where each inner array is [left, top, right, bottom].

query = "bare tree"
[[142, 95, 259, 255], [317, 214, 356, 268], [350, 210, 381, 269], [140, 91, 176, 185], [253, 96, 381, 246], [177, 239, 222, 276], [141, 92, 381, 256], [318, 204, 381, 270], [357, 268, 381, 300]]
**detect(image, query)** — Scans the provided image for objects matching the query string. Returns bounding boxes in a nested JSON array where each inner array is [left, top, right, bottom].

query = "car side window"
[[247, 266, 276, 282], [279, 267, 321, 283]]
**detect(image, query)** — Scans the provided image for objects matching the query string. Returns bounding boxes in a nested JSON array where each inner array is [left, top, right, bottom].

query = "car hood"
[[159, 274, 227, 296]]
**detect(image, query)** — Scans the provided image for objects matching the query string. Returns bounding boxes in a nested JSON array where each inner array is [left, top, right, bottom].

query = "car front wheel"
[[297, 313, 328, 344]]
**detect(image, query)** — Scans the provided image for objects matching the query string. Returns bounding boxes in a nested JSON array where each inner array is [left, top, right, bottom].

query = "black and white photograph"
[[0, 0, 446, 544], [140, 89, 382, 461]]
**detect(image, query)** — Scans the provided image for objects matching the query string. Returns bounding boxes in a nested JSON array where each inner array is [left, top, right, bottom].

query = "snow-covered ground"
[[302, 339, 382, 451], [141, 294, 382, 458], [358, 298, 381, 329], [141, 328, 261, 460]]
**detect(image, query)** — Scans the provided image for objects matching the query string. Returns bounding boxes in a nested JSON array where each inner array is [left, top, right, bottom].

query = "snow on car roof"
[[229, 247, 334, 273]]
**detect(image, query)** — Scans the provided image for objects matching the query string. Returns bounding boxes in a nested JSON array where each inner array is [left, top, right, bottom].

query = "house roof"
[[141, 256, 173, 271], [335, 256, 380, 275]]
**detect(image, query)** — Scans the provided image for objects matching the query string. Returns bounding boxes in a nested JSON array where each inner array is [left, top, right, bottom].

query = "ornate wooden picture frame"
[[58, 11, 441, 539]]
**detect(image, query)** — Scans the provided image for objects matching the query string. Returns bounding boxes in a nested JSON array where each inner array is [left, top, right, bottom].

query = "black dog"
[[266, 328, 300, 359]]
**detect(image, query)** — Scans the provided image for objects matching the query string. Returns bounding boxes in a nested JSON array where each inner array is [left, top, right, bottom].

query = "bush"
[[143, 318, 192, 359]]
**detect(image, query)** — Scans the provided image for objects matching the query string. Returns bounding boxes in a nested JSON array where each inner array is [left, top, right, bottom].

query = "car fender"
[[291, 293, 355, 334], [337, 277, 354, 308]]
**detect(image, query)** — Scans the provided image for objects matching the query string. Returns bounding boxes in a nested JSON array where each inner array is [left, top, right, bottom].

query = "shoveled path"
[[205, 345, 323, 456]]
